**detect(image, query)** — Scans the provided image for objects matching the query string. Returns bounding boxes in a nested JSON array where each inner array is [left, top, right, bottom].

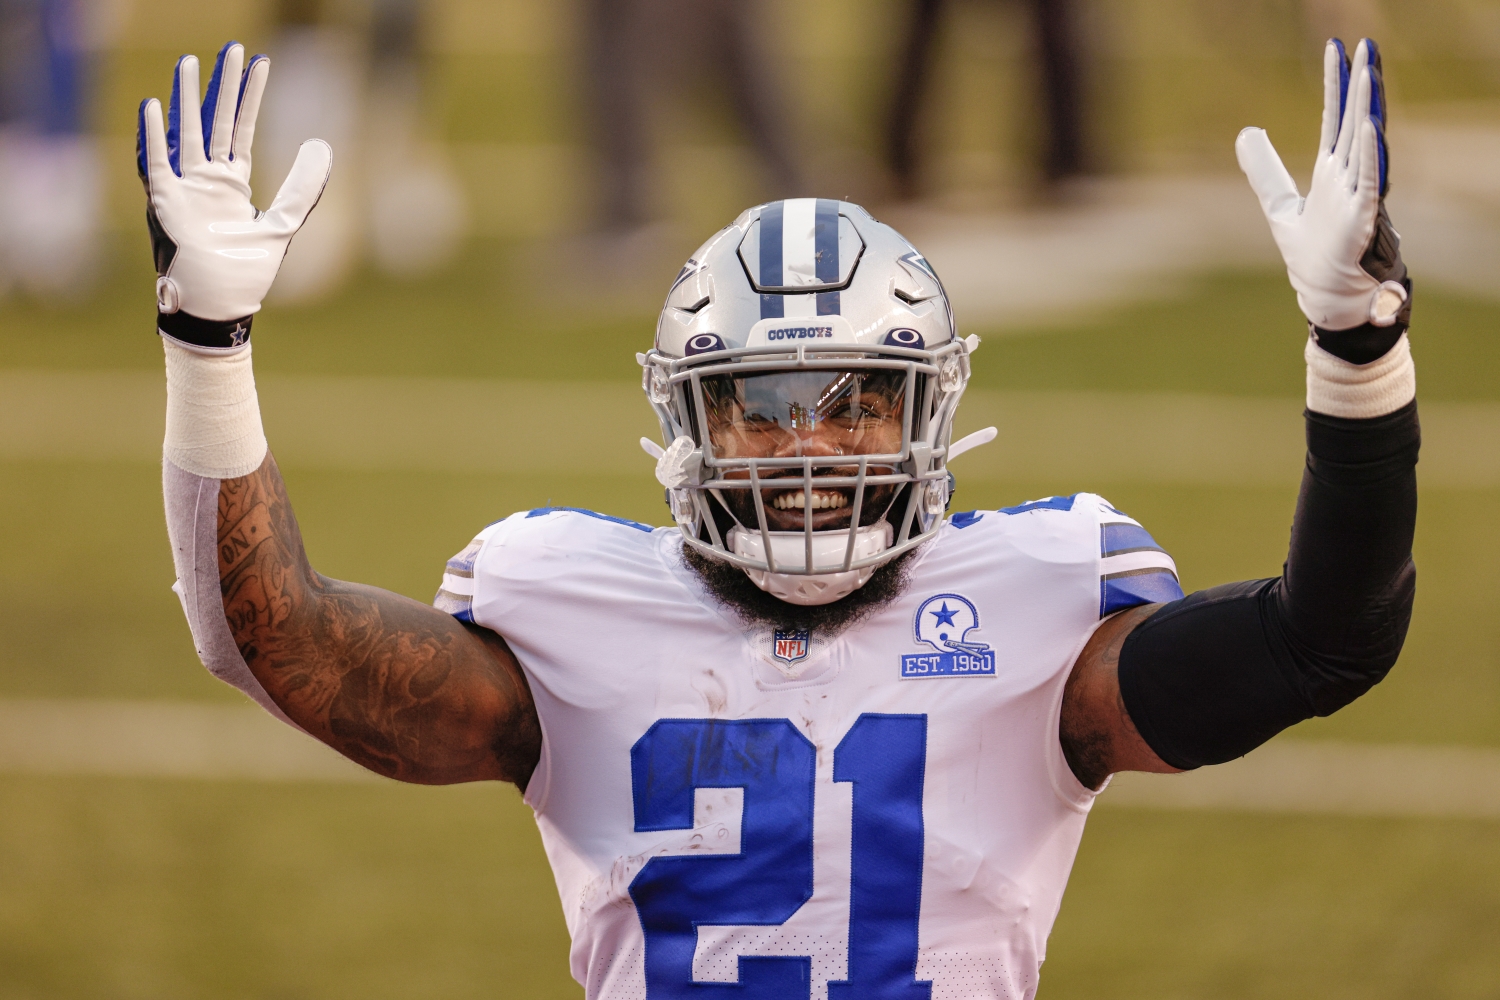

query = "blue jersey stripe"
[[433, 588, 475, 622], [761, 293, 785, 319], [1000, 494, 1077, 515], [525, 507, 654, 532], [1101, 569, 1184, 617], [435, 590, 474, 620], [1101, 522, 1164, 557]]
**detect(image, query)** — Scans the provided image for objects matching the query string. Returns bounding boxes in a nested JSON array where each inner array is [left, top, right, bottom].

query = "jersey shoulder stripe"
[[1091, 497, 1184, 617], [433, 518, 509, 623]]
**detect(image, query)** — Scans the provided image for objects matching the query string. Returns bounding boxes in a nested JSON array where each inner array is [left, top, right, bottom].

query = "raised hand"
[[137, 41, 332, 351], [1237, 38, 1409, 335]]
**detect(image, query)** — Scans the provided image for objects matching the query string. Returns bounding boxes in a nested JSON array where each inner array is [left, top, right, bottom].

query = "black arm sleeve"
[[1116, 400, 1419, 770]]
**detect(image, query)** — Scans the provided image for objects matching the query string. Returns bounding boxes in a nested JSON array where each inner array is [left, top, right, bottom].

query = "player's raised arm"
[[1061, 39, 1418, 789], [145, 44, 541, 787]]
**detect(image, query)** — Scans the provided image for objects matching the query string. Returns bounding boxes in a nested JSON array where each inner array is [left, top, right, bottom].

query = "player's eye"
[[826, 403, 880, 428]]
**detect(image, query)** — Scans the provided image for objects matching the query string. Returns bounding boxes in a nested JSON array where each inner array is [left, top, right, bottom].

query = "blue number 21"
[[630, 714, 931, 999]]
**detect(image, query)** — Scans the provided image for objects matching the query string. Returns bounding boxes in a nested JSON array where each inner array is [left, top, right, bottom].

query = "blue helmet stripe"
[[759, 200, 784, 287], [814, 198, 840, 284], [759, 200, 786, 318]]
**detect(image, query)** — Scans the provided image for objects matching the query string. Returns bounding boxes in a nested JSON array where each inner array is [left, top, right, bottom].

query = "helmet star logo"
[[909, 593, 994, 668]]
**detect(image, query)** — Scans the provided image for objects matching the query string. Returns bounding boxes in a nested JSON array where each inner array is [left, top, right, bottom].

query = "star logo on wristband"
[[228, 321, 250, 348]]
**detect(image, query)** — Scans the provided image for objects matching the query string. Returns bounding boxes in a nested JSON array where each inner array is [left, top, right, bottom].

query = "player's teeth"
[[774, 491, 858, 509], [772, 492, 850, 510]]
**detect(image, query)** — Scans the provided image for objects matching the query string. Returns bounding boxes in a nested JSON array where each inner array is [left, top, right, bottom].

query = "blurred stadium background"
[[2, 0, 1500, 996]]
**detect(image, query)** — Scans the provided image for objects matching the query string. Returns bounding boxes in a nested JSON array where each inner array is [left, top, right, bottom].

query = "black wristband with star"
[[157, 310, 254, 352]]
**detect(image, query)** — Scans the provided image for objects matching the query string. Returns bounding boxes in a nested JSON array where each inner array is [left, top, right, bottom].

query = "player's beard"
[[682, 543, 917, 636]]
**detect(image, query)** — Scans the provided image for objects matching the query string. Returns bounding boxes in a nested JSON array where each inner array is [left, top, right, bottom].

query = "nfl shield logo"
[[773, 628, 810, 665]]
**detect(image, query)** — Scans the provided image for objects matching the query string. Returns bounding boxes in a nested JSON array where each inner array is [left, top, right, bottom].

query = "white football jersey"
[[434, 494, 1182, 1000]]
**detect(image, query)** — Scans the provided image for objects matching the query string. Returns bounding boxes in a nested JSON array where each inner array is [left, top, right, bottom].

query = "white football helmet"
[[641, 199, 990, 606]]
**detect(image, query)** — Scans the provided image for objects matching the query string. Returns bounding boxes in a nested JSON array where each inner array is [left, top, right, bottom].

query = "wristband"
[[158, 309, 254, 355], [1305, 333, 1414, 420]]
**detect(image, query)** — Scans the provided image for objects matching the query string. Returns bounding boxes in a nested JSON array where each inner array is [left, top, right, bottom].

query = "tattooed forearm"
[[1060, 603, 1178, 790], [218, 453, 541, 787]]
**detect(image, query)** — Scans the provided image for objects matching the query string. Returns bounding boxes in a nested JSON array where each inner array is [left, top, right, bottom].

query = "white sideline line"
[[2, 699, 1499, 819], [4, 370, 1500, 487]]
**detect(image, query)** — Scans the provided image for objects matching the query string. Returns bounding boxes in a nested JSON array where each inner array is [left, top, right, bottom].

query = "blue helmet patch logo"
[[903, 593, 995, 679]]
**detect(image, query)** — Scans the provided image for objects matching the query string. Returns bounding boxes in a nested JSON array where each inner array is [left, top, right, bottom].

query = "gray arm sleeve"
[[163, 458, 307, 733]]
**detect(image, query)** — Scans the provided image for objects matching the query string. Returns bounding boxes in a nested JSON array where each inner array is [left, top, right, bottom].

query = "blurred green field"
[[4, 0, 1500, 994]]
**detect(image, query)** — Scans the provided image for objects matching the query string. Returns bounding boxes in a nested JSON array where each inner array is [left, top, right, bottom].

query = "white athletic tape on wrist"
[[163, 339, 268, 479], [163, 459, 306, 733], [1305, 333, 1416, 419]]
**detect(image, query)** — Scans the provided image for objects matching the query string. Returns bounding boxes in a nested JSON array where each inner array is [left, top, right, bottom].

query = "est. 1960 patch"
[[901, 593, 995, 679]]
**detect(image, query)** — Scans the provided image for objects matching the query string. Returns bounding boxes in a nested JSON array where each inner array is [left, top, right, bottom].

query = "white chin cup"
[[728, 522, 894, 606]]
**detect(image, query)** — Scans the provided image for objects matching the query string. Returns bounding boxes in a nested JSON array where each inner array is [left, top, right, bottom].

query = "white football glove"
[[137, 42, 332, 353], [1237, 38, 1409, 333]]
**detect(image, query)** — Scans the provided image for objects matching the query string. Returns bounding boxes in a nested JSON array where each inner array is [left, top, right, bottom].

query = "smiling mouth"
[[772, 490, 850, 511], [720, 477, 897, 532]]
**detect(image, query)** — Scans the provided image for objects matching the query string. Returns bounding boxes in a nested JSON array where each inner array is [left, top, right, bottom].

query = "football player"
[[145, 38, 1417, 998]]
